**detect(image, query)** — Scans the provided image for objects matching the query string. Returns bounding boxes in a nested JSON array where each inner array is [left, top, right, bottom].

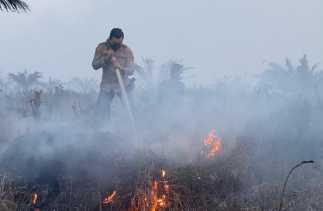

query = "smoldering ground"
[[0, 57, 323, 210]]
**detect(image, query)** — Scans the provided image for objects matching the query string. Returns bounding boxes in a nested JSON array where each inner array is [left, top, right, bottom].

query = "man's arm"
[[92, 44, 112, 70], [124, 47, 135, 75]]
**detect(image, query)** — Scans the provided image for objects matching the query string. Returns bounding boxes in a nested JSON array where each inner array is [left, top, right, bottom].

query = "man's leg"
[[96, 89, 115, 121]]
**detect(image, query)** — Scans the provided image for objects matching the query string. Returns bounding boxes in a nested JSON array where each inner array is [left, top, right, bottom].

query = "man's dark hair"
[[109, 28, 124, 39]]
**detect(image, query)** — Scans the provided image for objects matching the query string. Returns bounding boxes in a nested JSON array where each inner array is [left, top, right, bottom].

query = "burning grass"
[[0, 128, 321, 211], [0, 129, 247, 211], [0, 129, 237, 210]]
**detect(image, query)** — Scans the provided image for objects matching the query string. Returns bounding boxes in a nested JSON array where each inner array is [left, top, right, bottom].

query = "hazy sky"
[[0, 0, 322, 85]]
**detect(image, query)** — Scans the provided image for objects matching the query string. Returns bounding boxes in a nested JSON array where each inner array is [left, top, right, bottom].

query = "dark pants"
[[96, 83, 134, 121]]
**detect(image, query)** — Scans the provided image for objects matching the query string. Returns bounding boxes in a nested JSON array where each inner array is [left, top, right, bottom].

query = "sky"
[[0, 0, 322, 85]]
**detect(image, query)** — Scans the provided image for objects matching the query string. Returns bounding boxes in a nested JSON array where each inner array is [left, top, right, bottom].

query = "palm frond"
[[0, 0, 29, 12], [8, 72, 27, 86], [8, 71, 41, 90], [26, 71, 42, 85]]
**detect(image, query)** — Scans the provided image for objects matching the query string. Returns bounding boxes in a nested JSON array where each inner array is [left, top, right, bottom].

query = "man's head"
[[108, 28, 124, 51]]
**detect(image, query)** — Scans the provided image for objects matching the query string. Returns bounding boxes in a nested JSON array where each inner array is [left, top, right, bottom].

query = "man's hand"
[[111, 56, 124, 71], [102, 49, 114, 65]]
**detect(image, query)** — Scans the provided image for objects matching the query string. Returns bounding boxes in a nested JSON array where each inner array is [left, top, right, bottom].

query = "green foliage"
[[0, 0, 28, 11]]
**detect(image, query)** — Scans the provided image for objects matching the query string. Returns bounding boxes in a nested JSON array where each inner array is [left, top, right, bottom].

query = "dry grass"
[[0, 140, 322, 211]]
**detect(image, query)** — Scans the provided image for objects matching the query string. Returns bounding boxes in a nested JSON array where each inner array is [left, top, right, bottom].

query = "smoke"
[[0, 56, 323, 210]]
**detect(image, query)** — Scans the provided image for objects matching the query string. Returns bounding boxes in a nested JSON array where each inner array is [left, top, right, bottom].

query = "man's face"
[[109, 37, 123, 47]]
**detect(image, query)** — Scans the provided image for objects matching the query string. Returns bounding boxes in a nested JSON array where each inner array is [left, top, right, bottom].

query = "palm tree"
[[8, 70, 42, 93], [45, 77, 63, 94], [258, 55, 320, 96], [0, 0, 28, 11], [136, 58, 155, 80], [161, 60, 192, 81]]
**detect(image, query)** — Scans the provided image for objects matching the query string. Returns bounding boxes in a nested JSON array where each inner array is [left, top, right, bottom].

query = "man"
[[92, 28, 135, 120]]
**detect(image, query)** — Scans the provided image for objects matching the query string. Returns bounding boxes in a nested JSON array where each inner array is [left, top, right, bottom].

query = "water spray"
[[115, 68, 140, 146]]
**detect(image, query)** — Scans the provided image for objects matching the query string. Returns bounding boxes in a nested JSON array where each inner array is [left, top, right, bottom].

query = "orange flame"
[[103, 191, 117, 205], [31, 192, 38, 205], [131, 168, 171, 211], [150, 169, 170, 211], [161, 169, 166, 178], [203, 129, 222, 158]]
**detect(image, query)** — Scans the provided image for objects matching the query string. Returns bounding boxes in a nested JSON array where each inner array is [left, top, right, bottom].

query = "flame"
[[164, 184, 170, 192], [161, 169, 166, 178], [31, 192, 38, 205], [103, 191, 117, 205], [203, 129, 222, 158], [150, 169, 170, 211], [131, 168, 171, 211]]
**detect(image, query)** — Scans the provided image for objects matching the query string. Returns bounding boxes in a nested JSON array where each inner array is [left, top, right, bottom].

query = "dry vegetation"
[[0, 57, 323, 210]]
